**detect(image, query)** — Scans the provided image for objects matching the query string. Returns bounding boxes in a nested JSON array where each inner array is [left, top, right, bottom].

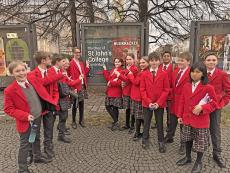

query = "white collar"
[[17, 79, 29, 89], [163, 63, 170, 69], [53, 65, 60, 73], [192, 80, 200, 88], [207, 68, 215, 76], [38, 66, 47, 75], [150, 67, 158, 73]]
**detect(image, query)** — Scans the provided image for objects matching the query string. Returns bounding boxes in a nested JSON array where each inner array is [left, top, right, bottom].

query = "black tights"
[[186, 141, 203, 163], [125, 109, 135, 127], [106, 105, 119, 123], [135, 119, 144, 134]]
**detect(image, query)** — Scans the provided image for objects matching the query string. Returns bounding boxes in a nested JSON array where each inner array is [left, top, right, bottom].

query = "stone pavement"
[[0, 91, 230, 173]]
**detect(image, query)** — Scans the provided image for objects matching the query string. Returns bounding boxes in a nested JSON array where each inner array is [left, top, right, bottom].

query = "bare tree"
[[106, 0, 230, 46], [1, 0, 230, 47]]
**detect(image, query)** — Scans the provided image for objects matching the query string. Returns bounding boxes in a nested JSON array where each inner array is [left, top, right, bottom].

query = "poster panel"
[[199, 34, 226, 70], [0, 37, 7, 76]]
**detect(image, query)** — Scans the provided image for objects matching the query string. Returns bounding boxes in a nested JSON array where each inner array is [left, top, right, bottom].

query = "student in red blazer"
[[128, 57, 147, 141], [29, 51, 65, 160], [103, 58, 123, 131], [140, 53, 170, 152], [203, 52, 230, 168], [158, 51, 175, 131], [164, 52, 192, 155], [67, 47, 90, 129], [176, 62, 217, 173], [115, 53, 138, 133], [4, 61, 56, 173]]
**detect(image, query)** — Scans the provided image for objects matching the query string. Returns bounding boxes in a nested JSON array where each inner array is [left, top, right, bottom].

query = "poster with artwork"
[[112, 37, 141, 63], [199, 34, 225, 70], [0, 37, 7, 76], [223, 34, 230, 73]]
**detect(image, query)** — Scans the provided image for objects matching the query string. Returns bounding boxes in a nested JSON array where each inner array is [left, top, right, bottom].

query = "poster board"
[[81, 23, 145, 85]]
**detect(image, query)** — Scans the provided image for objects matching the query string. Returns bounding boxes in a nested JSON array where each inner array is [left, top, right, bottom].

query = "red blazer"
[[128, 71, 143, 102], [4, 77, 57, 133], [159, 63, 175, 100], [140, 68, 170, 108], [177, 83, 217, 128], [208, 68, 230, 109], [67, 58, 90, 91], [60, 75, 81, 88], [103, 67, 122, 98], [28, 67, 63, 86], [119, 65, 138, 96], [170, 67, 190, 116]]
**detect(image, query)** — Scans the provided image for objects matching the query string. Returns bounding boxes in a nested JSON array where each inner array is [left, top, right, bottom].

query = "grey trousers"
[[143, 107, 164, 142], [18, 117, 42, 172], [210, 109, 222, 156], [43, 111, 55, 153]]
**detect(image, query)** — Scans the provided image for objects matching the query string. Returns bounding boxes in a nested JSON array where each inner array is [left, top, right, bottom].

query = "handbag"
[[58, 81, 70, 98]]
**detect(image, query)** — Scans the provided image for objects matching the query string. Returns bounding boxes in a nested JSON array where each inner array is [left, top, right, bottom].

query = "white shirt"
[[38, 66, 47, 78], [176, 66, 189, 86], [192, 81, 200, 93], [150, 67, 158, 76], [207, 68, 215, 76], [73, 58, 84, 84], [17, 80, 30, 89], [53, 65, 59, 74], [163, 63, 170, 70]]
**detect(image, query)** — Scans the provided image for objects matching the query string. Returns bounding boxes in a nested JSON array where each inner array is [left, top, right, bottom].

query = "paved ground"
[[0, 91, 230, 173]]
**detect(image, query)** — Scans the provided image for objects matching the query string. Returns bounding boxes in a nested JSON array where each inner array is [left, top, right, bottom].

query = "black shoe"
[[58, 136, 71, 143], [65, 130, 71, 136], [107, 123, 114, 129], [213, 154, 226, 168], [159, 142, 166, 153], [142, 140, 149, 149], [191, 162, 202, 173], [79, 122, 86, 128], [34, 156, 52, 164], [121, 125, 130, 130], [178, 144, 185, 155], [164, 136, 174, 143], [44, 149, 55, 159], [128, 127, 135, 134], [176, 156, 192, 166], [18, 170, 31, 173], [133, 133, 142, 141], [71, 122, 77, 129], [111, 122, 120, 131]]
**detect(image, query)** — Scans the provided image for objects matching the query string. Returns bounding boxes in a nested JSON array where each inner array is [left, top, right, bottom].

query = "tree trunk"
[[86, 0, 95, 23], [70, 0, 77, 47], [138, 0, 148, 24]]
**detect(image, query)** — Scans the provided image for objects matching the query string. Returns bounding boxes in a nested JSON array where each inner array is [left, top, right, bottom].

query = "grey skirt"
[[105, 97, 123, 108], [130, 99, 143, 119]]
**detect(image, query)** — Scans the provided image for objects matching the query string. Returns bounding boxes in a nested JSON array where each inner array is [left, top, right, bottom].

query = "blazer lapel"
[[177, 68, 189, 87], [13, 81, 28, 103], [191, 83, 203, 98], [209, 68, 218, 82]]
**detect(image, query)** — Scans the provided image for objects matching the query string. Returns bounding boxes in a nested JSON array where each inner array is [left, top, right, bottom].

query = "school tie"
[[163, 65, 167, 71], [152, 71, 156, 81], [208, 72, 211, 78], [25, 82, 30, 89], [175, 70, 183, 87], [44, 71, 47, 77]]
